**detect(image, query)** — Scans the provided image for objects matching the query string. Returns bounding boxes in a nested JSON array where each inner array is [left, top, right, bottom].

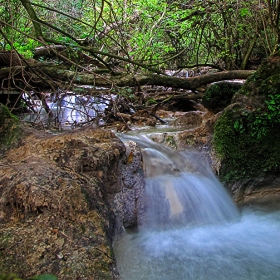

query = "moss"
[[202, 82, 242, 113], [0, 274, 57, 280], [258, 75, 280, 96], [0, 104, 21, 155], [0, 274, 22, 280], [165, 135, 177, 149], [239, 51, 280, 97], [214, 104, 280, 181], [213, 51, 280, 182]]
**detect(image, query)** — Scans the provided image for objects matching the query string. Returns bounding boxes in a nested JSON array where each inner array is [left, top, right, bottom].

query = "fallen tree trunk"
[[40, 67, 254, 90], [0, 60, 255, 94], [116, 71, 254, 90]]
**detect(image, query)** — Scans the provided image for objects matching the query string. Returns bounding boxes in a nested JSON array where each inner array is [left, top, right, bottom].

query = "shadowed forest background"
[[0, 0, 279, 126]]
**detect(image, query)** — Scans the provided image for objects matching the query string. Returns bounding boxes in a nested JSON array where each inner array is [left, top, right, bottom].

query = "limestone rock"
[[0, 126, 144, 279]]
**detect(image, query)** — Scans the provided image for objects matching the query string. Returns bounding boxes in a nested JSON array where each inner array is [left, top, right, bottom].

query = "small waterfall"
[[144, 173, 239, 229], [115, 134, 280, 280], [121, 134, 240, 229]]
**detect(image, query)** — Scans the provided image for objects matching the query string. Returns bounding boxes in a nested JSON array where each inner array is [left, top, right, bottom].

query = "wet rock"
[[108, 140, 145, 231], [171, 111, 203, 128], [149, 111, 212, 152], [226, 176, 280, 205]]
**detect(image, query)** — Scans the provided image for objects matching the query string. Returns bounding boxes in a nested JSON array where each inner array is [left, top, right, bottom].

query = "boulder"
[[212, 51, 280, 202], [0, 125, 144, 279], [202, 81, 243, 113]]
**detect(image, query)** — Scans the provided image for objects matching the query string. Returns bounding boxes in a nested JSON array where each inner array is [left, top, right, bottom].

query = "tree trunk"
[[39, 66, 254, 90], [0, 60, 255, 95]]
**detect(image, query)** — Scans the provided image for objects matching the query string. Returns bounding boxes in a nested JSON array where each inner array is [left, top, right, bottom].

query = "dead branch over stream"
[[0, 56, 254, 129], [1, 61, 254, 91]]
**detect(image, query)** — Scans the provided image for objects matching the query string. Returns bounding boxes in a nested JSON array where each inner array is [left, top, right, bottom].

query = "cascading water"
[[137, 135, 240, 230], [114, 134, 280, 280]]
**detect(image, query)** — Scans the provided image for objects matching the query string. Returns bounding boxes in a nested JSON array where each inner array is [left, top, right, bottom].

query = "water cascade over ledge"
[[115, 134, 280, 280], [133, 135, 240, 229]]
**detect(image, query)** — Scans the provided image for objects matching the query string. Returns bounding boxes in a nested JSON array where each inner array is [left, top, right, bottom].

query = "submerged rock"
[[0, 125, 144, 279]]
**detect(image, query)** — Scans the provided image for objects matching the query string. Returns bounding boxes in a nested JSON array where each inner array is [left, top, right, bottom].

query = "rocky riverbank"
[[0, 126, 144, 279]]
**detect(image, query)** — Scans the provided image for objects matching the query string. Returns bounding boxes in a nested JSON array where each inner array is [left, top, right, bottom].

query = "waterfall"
[[115, 134, 280, 280], [121, 134, 240, 229]]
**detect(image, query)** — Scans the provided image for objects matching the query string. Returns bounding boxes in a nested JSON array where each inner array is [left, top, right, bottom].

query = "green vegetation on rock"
[[0, 103, 21, 154], [202, 82, 242, 113], [0, 274, 57, 280], [214, 103, 280, 181], [213, 52, 280, 181]]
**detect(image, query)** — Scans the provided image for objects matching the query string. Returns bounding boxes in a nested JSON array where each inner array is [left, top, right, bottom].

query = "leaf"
[[240, 8, 251, 17], [233, 120, 240, 130]]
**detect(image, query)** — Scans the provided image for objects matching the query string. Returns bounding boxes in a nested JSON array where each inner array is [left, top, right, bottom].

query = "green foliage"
[[232, 94, 280, 139], [239, 7, 251, 17], [112, 87, 135, 102], [0, 274, 57, 280], [147, 98, 157, 104], [6, 38, 39, 58], [214, 99, 280, 181], [1, 0, 273, 71]]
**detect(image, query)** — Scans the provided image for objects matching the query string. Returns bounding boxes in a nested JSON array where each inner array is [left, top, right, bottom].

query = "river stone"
[[171, 111, 203, 128], [0, 125, 144, 279]]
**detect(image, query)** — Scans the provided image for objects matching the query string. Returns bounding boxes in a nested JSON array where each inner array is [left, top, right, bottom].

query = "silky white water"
[[114, 207, 280, 280], [115, 135, 280, 280]]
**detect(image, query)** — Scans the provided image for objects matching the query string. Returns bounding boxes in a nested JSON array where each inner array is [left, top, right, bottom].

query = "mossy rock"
[[202, 82, 242, 113], [238, 50, 280, 97], [213, 103, 280, 181], [0, 274, 57, 280], [213, 52, 280, 182], [0, 103, 22, 155]]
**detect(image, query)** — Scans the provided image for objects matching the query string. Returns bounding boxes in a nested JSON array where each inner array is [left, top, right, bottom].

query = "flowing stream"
[[114, 134, 280, 280]]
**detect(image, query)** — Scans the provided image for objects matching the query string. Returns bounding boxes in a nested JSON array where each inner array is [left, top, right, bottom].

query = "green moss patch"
[[0, 104, 21, 154], [214, 103, 280, 181], [202, 82, 242, 113]]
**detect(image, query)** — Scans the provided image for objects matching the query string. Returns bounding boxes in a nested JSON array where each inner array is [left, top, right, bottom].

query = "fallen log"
[[39, 67, 254, 90], [1, 59, 255, 92]]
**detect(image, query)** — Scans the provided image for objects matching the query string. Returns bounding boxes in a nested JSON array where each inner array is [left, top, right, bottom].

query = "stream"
[[21, 94, 280, 279], [115, 134, 280, 280]]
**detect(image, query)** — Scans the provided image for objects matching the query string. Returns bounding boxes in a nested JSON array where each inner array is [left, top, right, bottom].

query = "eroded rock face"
[[226, 176, 280, 205], [0, 126, 144, 279]]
